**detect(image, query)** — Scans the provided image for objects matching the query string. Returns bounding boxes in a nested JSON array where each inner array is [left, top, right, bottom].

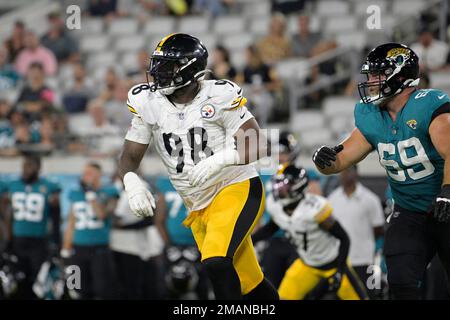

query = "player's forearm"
[[62, 215, 75, 250], [443, 157, 450, 186], [117, 140, 149, 179]]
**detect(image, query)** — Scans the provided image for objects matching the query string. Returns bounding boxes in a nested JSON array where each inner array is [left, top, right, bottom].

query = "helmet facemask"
[[148, 54, 206, 96]]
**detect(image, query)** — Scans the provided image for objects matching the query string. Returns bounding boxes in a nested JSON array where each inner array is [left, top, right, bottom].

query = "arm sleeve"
[[252, 219, 280, 243], [328, 220, 350, 272]]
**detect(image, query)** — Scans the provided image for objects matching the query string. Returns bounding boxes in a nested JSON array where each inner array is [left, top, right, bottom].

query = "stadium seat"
[[287, 15, 321, 35], [275, 59, 310, 82], [324, 16, 358, 35], [316, 0, 350, 17], [322, 96, 356, 118], [213, 16, 245, 35], [108, 18, 139, 36], [86, 52, 117, 70], [249, 17, 270, 36], [222, 33, 253, 51], [299, 129, 333, 149], [392, 0, 425, 16], [336, 31, 367, 50], [121, 52, 139, 73], [72, 17, 104, 38], [354, 0, 387, 16], [80, 35, 110, 52], [114, 35, 146, 52], [291, 111, 325, 133], [242, 0, 271, 17], [143, 17, 176, 36], [177, 16, 210, 34], [430, 72, 450, 91], [229, 50, 247, 70], [190, 33, 217, 51]]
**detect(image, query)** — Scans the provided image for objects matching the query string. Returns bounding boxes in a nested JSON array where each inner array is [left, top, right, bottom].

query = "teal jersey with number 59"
[[8, 178, 60, 238], [355, 88, 450, 212]]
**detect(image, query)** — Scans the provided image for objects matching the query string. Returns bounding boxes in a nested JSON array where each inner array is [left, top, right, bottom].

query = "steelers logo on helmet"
[[201, 104, 215, 119]]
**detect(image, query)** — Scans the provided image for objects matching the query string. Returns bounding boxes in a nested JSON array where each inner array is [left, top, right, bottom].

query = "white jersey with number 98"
[[125, 79, 258, 211]]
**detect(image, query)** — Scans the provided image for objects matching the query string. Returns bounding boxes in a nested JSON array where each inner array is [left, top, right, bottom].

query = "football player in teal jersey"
[[62, 162, 119, 299], [313, 43, 450, 299], [4, 155, 61, 299]]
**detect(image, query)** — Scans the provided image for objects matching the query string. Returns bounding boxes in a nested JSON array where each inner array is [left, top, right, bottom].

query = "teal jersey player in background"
[[313, 43, 450, 300], [4, 155, 61, 299], [62, 162, 119, 299]]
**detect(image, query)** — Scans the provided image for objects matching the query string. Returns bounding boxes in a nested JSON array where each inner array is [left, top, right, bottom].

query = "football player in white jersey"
[[117, 33, 278, 300], [253, 164, 368, 300]]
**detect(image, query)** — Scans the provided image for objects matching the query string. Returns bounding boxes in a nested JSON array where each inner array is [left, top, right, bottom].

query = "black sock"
[[203, 257, 242, 300], [243, 278, 279, 300]]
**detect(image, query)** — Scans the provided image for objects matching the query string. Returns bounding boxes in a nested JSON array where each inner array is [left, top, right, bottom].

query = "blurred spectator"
[[271, 0, 305, 15], [411, 28, 448, 71], [62, 62, 95, 113], [328, 166, 385, 299], [16, 62, 55, 114], [209, 45, 237, 81], [15, 31, 58, 76], [291, 15, 321, 58], [88, 0, 118, 17], [193, 0, 235, 16], [127, 48, 149, 82], [99, 67, 120, 101], [0, 45, 20, 90], [41, 12, 80, 63], [104, 79, 134, 133], [0, 99, 18, 156], [256, 13, 292, 65], [3, 20, 26, 63], [237, 45, 281, 125], [82, 99, 123, 157]]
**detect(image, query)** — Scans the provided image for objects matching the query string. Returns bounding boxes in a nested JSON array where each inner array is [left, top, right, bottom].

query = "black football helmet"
[[148, 33, 208, 95], [272, 163, 309, 210], [279, 130, 300, 161], [358, 43, 419, 105]]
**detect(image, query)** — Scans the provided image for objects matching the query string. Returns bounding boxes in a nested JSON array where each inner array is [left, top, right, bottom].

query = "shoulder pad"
[[206, 79, 247, 111], [126, 83, 155, 115]]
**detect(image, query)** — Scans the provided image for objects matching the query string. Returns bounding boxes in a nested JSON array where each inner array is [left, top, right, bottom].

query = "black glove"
[[433, 185, 450, 223], [327, 270, 343, 292], [312, 145, 344, 169]]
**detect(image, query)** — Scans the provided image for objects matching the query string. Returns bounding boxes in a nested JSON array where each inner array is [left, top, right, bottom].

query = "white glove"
[[188, 149, 240, 187], [123, 172, 156, 217]]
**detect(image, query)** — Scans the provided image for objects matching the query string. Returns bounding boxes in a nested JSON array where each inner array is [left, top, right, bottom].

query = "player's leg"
[[199, 177, 272, 299], [278, 259, 322, 300], [261, 237, 297, 289], [91, 246, 119, 299], [336, 263, 369, 300], [384, 208, 435, 299], [235, 237, 278, 300], [432, 221, 450, 298]]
